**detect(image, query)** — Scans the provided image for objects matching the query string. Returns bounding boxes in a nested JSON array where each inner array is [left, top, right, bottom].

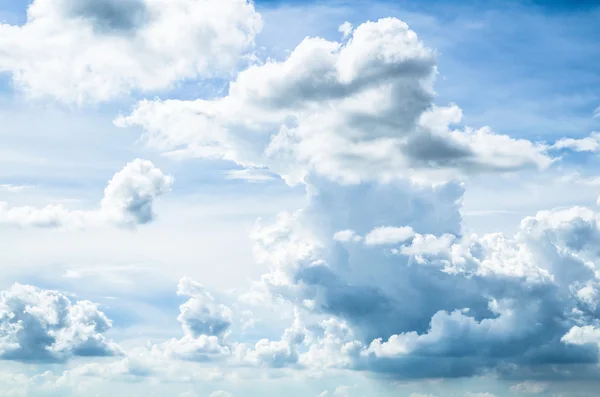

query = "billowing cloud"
[[240, 174, 600, 379], [234, 309, 306, 368], [154, 277, 232, 362], [2, 6, 599, 392], [117, 18, 553, 185], [0, 159, 172, 229], [0, 283, 120, 362], [0, 0, 262, 103], [176, 277, 233, 339]]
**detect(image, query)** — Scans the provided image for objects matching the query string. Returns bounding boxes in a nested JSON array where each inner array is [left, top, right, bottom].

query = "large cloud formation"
[[117, 18, 553, 184], [0, 159, 172, 229], [110, 16, 600, 382], [0, 0, 262, 103], [236, 177, 600, 380], [3, 5, 599, 389], [0, 283, 120, 362]]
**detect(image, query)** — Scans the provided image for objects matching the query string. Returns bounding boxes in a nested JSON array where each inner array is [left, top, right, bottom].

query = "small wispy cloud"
[[0, 184, 32, 193], [224, 168, 275, 183]]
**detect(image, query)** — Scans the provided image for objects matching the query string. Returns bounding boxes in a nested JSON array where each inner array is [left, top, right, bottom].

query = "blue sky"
[[0, 0, 600, 396]]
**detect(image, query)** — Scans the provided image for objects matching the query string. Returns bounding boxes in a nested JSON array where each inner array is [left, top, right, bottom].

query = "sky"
[[0, 0, 600, 396]]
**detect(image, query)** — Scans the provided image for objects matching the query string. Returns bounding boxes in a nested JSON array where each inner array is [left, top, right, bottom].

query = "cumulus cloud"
[[234, 309, 306, 368], [550, 132, 600, 153], [0, 283, 120, 362], [338, 22, 353, 38], [0, 159, 172, 229], [117, 17, 553, 185], [364, 226, 415, 246], [0, 0, 262, 103], [562, 325, 600, 346], [176, 277, 233, 339], [238, 173, 600, 379], [154, 277, 232, 362], [4, 9, 599, 389], [333, 230, 362, 242]]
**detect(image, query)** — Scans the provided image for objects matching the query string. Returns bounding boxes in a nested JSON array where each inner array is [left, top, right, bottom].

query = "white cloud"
[[338, 22, 353, 38], [0, 283, 120, 362], [0, 185, 31, 193], [117, 18, 553, 185], [234, 309, 305, 368], [364, 226, 415, 246], [510, 381, 548, 394], [176, 277, 233, 339], [0, 0, 262, 103], [0, 159, 172, 229], [550, 132, 600, 152], [333, 229, 361, 242], [3, 5, 600, 392], [209, 392, 232, 397], [561, 325, 600, 346], [238, 173, 600, 379], [154, 277, 232, 362], [224, 168, 275, 183], [465, 394, 497, 397]]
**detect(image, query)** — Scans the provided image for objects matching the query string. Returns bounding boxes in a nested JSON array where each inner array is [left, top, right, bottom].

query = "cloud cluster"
[[236, 176, 600, 379], [3, 2, 600, 389], [0, 0, 262, 103], [0, 159, 172, 229], [117, 18, 552, 185], [0, 283, 120, 362]]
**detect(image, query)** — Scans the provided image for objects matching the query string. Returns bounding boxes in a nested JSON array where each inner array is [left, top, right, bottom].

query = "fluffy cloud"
[[4, 7, 599, 390], [154, 277, 232, 362], [117, 17, 552, 185], [562, 325, 600, 346], [176, 277, 233, 339], [105, 13, 600, 385], [0, 283, 120, 362], [234, 309, 306, 368], [239, 174, 600, 379], [364, 226, 415, 246], [550, 132, 600, 153], [0, 159, 172, 229], [333, 230, 362, 243], [0, 0, 262, 103]]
